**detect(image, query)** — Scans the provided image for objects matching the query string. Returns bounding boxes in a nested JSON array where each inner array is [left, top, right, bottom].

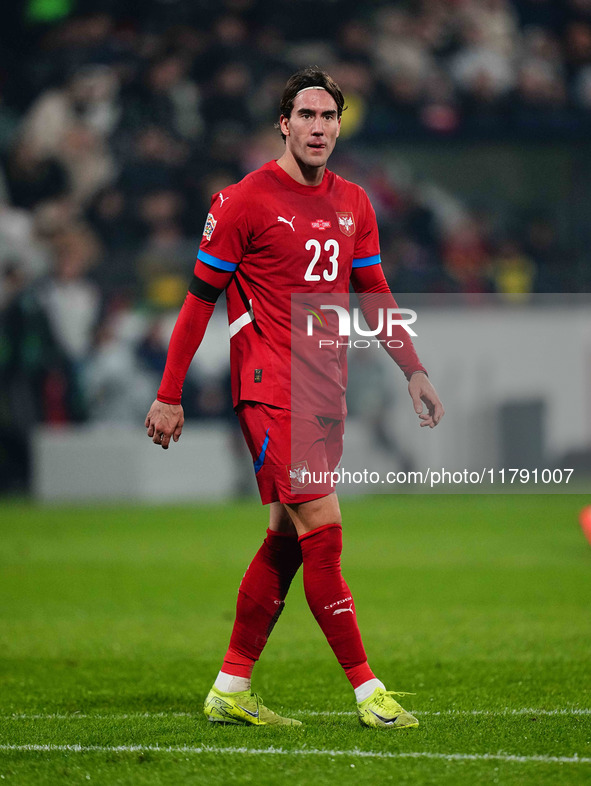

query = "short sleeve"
[[352, 189, 381, 269], [197, 185, 250, 273]]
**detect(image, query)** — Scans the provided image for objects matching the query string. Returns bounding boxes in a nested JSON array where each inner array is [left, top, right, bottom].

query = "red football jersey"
[[197, 160, 381, 418]]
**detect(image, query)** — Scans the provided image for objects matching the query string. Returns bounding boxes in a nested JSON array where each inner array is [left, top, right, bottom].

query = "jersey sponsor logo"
[[336, 212, 355, 236], [311, 219, 331, 230], [218, 192, 229, 207], [277, 215, 296, 231], [287, 460, 310, 488], [203, 213, 217, 241]]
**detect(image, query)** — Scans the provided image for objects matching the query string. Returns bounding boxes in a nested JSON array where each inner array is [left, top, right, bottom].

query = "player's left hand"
[[145, 399, 184, 449], [408, 372, 444, 428]]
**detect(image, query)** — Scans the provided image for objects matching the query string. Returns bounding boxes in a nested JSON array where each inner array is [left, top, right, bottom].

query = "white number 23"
[[304, 238, 340, 282]]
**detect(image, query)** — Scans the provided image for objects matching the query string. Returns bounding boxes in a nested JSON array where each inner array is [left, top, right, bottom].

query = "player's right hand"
[[145, 400, 184, 450]]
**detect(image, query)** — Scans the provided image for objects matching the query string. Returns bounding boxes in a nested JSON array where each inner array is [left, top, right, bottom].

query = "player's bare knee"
[[286, 493, 342, 533], [268, 502, 297, 534]]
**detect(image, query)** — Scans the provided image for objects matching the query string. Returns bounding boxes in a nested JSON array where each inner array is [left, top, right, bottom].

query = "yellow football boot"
[[357, 688, 419, 729], [204, 686, 302, 726]]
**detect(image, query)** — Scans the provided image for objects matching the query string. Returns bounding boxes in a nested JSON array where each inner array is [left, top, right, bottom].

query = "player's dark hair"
[[277, 67, 345, 141]]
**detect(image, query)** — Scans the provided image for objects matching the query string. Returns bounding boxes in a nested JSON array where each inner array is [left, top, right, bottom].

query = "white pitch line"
[[3, 708, 591, 720], [301, 708, 591, 717], [0, 744, 590, 766], [3, 712, 195, 720]]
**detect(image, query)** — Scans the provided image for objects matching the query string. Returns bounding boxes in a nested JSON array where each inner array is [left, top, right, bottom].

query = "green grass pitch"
[[0, 495, 590, 785]]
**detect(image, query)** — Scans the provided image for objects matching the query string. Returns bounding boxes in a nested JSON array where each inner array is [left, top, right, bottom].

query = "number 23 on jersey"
[[304, 238, 339, 282]]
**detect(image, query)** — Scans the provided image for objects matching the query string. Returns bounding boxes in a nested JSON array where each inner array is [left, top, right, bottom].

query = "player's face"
[[280, 89, 341, 170]]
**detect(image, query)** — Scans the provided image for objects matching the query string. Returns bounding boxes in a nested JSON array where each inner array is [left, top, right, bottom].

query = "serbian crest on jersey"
[[336, 212, 355, 236], [287, 460, 310, 488], [203, 213, 217, 241]]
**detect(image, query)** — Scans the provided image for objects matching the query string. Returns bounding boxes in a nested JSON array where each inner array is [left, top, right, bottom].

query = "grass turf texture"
[[0, 496, 590, 785]]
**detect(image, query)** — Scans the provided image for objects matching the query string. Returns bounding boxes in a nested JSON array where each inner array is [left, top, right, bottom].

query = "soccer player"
[[145, 67, 444, 729]]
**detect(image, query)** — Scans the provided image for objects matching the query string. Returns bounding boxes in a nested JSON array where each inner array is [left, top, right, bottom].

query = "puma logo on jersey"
[[277, 215, 296, 231], [333, 604, 354, 616], [219, 193, 229, 207]]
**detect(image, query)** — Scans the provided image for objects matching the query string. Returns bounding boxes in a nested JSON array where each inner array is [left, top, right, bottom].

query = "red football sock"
[[299, 523, 375, 689], [221, 529, 302, 678]]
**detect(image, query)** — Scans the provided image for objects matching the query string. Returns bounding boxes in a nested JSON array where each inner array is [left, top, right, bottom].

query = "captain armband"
[[188, 274, 224, 303]]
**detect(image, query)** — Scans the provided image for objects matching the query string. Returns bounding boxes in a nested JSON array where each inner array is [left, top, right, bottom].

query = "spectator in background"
[[86, 184, 140, 253], [3, 138, 69, 211], [419, 68, 460, 135], [42, 225, 102, 357], [574, 62, 591, 108], [523, 213, 570, 291], [121, 55, 201, 143], [39, 223, 102, 420], [0, 88, 21, 154], [85, 183, 141, 301], [57, 123, 116, 207], [200, 63, 254, 144], [194, 15, 253, 83], [239, 128, 285, 178], [0, 260, 50, 489], [373, 7, 434, 85], [335, 19, 373, 67], [330, 61, 375, 139], [0, 201, 51, 291], [511, 60, 573, 133], [84, 309, 155, 424], [563, 20, 591, 81], [442, 214, 493, 292], [490, 236, 537, 298], [118, 126, 188, 198], [135, 188, 198, 309], [0, 258, 66, 429], [451, 13, 515, 133], [459, 0, 519, 58], [19, 65, 121, 159], [372, 69, 425, 137]]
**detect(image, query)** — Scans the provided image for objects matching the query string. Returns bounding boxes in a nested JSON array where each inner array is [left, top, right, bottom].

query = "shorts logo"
[[203, 213, 217, 241], [287, 460, 310, 488], [311, 219, 331, 230], [337, 212, 355, 236]]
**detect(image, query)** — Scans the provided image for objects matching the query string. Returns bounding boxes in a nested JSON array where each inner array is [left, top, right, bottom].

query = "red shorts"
[[236, 402, 344, 505]]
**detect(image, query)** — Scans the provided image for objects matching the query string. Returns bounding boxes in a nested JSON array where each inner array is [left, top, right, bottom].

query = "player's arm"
[[350, 263, 444, 428], [145, 260, 232, 449]]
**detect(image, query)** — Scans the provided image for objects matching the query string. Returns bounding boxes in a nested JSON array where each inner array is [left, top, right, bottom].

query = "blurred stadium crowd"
[[0, 0, 589, 452]]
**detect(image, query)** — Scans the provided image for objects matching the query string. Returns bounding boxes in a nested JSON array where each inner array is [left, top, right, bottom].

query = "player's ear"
[[279, 114, 290, 137]]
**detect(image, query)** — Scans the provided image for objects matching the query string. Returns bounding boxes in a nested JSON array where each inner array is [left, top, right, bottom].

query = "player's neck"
[[276, 152, 326, 187]]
